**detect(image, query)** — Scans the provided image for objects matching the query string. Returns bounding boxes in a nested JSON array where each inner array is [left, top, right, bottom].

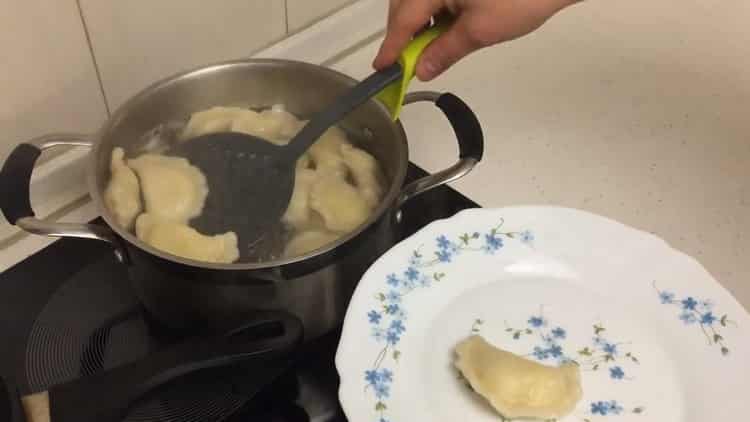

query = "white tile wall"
[[286, 0, 357, 33], [0, 0, 361, 163], [0, 1, 107, 163], [78, 0, 287, 111]]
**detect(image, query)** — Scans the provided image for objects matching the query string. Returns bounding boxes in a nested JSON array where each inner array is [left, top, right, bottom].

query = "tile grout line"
[[284, 0, 290, 34], [75, 0, 111, 117]]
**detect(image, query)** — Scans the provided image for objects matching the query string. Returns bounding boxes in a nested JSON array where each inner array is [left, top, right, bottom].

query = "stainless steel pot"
[[1, 59, 483, 339]]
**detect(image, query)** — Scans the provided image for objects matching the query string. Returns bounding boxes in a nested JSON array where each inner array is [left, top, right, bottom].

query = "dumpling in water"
[[454, 335, 582, 420], [296, 153, 311, 171], [283, 230, 340, 258], [261, 104, 306, 140], [309, 173, 370, 233], [281, 117, 307, 140], [340, 143, 384, 209], [135, 214, 239, 263], [230, 104, 303, 144], [308, 126, 349, 177], [104, 147, 142, 230], [128, 154, 208, 224], [281, 168, 319, 230], [181, 106, 248, 140], [228, 108, 264, 137]]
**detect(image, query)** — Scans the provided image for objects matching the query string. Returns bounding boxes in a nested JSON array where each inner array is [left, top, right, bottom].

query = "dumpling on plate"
[[283, 230, 341, 258], [181, 106, 248, 140], [104, 147, 142, 230], [340, 143, 384, 209], [309, 173, 371, 234], [128, 154, 208, 224], [454, 335, 582, 420], [135, 213, 239, 263]]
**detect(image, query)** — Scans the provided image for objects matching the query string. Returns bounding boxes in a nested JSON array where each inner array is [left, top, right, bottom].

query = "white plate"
[[336, 207, 750, 422]]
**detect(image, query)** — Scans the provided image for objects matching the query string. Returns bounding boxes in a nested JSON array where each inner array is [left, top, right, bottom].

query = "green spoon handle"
[[284, 63, 403, 159], [377, 21, 450, 119]]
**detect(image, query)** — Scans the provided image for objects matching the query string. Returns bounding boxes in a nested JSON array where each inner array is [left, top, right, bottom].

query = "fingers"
[[373, 0, 442, 69], [415, 18, 480, 81]]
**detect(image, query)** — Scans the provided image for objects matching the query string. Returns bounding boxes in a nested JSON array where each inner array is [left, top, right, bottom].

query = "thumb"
[[416, 19, 479, 81]]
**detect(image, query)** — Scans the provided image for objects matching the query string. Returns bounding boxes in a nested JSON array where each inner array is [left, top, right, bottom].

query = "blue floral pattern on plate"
[[363, 219, 532, 420], [653, 282, 736, 355], [501, 312, 641, 381], [583, 401, 645, 420]]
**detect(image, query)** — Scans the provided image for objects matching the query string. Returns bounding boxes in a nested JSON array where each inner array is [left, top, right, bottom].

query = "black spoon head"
[[170, 132, 295, 256]]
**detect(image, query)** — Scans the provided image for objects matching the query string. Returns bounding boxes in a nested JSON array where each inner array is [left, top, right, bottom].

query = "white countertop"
[[330, 0, 750, 309]]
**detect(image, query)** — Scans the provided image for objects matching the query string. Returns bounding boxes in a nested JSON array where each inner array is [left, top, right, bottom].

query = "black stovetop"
[[0, 163, 478, 422]]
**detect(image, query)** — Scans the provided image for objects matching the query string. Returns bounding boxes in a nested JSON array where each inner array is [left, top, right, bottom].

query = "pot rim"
[[87, 58, 409, 271]]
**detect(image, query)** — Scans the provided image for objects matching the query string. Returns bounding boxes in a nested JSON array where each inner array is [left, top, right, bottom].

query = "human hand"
[[373, 0, 580, 81]]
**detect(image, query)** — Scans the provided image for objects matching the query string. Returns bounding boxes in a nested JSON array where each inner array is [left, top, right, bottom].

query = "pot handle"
[[0, 134, 117, 244], [396, 91, 484, 208]]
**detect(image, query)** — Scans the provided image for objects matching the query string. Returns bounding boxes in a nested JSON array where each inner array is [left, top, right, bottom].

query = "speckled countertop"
[[331, 0, 750, 309]]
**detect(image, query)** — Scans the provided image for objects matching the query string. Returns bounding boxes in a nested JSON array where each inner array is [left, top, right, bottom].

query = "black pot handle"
[[396, 92, 484, 208], [0, 134, 117, 243], [1, 143, 40, 224], [46, 311, 303, 422]]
